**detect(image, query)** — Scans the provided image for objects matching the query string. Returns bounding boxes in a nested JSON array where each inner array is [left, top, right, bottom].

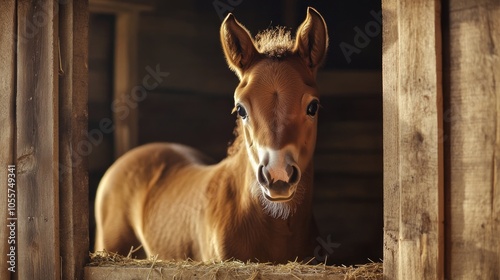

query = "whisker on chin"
[[250, 180, 304, 220]]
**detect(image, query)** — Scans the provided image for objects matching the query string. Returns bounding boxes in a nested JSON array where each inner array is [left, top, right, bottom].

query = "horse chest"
[[211, 214, 299, 262]]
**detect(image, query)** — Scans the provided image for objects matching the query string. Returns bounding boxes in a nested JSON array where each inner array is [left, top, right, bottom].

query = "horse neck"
[[211, 142, 316, 261]]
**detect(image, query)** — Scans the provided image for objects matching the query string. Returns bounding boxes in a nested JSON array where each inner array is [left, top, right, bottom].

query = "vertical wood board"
[[0, 2, 17, 280], [381, 0, 400, 278], [445, 0, 500, 278], [113, 12, 139, 158], [383, 0, 444, 279], [16, 0, 60, 279], [59, 0, 90, 279]]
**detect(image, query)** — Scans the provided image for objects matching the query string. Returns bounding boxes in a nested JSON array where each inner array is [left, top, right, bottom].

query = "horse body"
[[95, 7, 328, 263]]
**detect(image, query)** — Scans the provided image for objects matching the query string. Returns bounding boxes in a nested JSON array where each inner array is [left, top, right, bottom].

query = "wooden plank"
[[16, 0, 60, 279], [383, 0, 444, 279], [88, 0, 154, 13], [84, 266, 352, 280], [397, 1, 444, 279], [381, 0, 400, 277], [59, 0, 89, 279], [445, 0, 500, 278], [88, 2, 154, 159], [137, 92, 235, 160], [319, 95, 383, 122], [314, 173, 383, 201], [317, 71, 382, 96], [113, 12, 139, 158], [314, 152, 382, 174], [316, 121, 383, 152], [398, 1, 444, 278], [0, 2, 16, 279]]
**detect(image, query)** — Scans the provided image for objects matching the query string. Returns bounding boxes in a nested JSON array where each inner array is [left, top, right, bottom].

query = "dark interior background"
[[88, 0, 382, 265]]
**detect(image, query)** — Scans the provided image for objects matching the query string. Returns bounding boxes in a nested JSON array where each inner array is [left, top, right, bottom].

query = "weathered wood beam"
[[383, 0, 444, 279], [444, 0, 500, 278], [59, 0, 89, 279], [16, 0, 60, 278]]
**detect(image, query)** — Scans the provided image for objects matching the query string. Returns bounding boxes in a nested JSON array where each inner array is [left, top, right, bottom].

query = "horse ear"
[[220, 13, 259, 79], [294, 7, 329, 71]]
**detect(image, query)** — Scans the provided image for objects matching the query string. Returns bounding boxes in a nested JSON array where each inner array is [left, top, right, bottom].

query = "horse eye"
[[307, 100, 319, 117], [236, 104, 248, 119]]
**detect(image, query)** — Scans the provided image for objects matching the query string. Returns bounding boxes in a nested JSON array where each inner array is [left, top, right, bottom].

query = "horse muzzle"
[[257, 155, 301, 202]]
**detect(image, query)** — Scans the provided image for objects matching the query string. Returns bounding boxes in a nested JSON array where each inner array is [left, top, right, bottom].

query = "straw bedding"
[[88, 250, 382, 280]]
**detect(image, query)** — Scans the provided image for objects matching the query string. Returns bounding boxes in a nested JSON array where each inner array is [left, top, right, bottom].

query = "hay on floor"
[[87, 250, 382, 280]]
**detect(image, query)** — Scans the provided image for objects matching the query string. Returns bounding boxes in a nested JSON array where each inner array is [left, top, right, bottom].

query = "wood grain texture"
[[445, 0, 500, 278], [0, 2, 16, 279], [16, 0, 60, 279], [381, 0, 400, 278], [383, 0, 444, 279], [59, 0, 89, 279], [398, 1, 444, 279]]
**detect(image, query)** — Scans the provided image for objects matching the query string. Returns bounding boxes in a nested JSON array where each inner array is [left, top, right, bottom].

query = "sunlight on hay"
[[88, 250, 382, 280]]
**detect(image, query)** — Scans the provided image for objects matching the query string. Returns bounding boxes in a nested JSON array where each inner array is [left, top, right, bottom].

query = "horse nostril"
[[288, 165, 300, 185], [258, 165, 269, 187]]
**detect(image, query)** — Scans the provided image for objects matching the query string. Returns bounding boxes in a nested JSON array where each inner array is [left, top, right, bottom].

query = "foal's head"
[[221, 7, 328, 219]]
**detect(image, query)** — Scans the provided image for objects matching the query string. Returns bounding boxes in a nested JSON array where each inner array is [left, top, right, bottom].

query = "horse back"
[[94, 142, 214, 257], [98, 142, 213, 196]]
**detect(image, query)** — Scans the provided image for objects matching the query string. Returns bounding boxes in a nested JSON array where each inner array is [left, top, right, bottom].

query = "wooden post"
[[444, 0, 500, 278], [113, 12, 139, 158], [0, 2, 17, 280], [89, 0, 153, 158], [381, 0, 399, 277], [59, 0, 89, 279], [382, 0, 444, 279], [16, 0, 60, 279]]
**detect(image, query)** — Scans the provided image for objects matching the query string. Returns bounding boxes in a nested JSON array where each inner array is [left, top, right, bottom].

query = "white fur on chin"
[[250, 181, 303, 220]]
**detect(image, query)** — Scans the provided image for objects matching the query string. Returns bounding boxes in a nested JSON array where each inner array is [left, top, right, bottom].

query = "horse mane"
[[254, 27, 294, 58]]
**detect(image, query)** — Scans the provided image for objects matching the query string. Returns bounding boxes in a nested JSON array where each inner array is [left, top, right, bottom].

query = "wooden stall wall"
[[0, 0, 89, 279], [59, 1, 90, 278], [16, 1, 60, 278], [0, 2, 16, 280], [382, 0, 444, 279], [88, 13, 115, 249], [88, 14, 115, 180], [383, 0, 500, 279], [444, 0, 500, 278]]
